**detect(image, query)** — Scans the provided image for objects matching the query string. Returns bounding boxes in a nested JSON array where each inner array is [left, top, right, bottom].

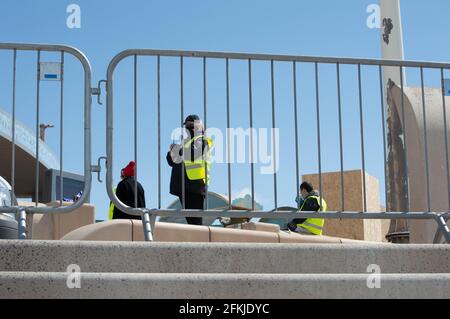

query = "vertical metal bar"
[[134, 55, 138, 208], [420, 67, 431, 212], [59, 51, 64, 206], [292, 62, 300, 205], [203, 57, 208, 210], [226, 58, 232, 209], [336, 63, 345, 211], [379, 65, 389, 212], [35, 50, 41, 207], [180, 56, 185, 209], [106, 48, 116, 221], [314, 62, 323, 209], [11, 49, 17, 204], [248, 59, 255, 210], [440, 68, 450, 212], [157, 56, 161, 209], [270, 60, 278, 209], [357, 64, 367, 212], [399, 66, 410, 211]]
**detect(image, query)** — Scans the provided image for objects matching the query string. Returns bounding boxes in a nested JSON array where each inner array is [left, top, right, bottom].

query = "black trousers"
[[178, 194, 204, 225]]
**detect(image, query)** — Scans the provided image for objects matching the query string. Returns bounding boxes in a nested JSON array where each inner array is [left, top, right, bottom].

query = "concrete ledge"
[[63, 220, 374, 244], [241, 222, 280, 233], [61, 219, 132, 241], [210, 227, 279, 243], [1, 240, 449, 274], [153, 222, 210, 242], [0, 272, 449, 299], [279, 231, 342, 244]]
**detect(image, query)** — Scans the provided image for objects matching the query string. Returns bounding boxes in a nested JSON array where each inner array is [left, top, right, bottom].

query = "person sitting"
[[287, 181, 327, 235]]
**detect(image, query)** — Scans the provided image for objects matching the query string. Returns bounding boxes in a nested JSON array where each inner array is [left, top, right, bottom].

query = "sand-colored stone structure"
[[302, 170, 390, 242]]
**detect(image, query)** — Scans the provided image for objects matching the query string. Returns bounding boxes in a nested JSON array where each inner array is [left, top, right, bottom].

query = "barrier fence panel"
[[0, 43, 93, 239], [1, 44, 448, 243], [103, 49, 450, 243]]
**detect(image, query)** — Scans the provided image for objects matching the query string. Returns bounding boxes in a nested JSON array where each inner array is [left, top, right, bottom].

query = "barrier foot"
[[436, 215, 450, 244], [141, 210, 153, 242], [17, 209, 27, 240]]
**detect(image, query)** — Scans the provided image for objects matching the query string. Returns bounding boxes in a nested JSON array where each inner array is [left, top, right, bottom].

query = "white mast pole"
[[380, 0, 405, 85], [381, 0, 410, 242]]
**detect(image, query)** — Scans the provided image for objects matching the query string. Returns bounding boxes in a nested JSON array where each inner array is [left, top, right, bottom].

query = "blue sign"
[[40, 62, 61, 81], [44, 74, 58, 79]]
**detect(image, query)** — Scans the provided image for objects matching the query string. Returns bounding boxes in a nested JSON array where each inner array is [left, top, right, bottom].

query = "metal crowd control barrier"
[[105, 49, 450, 243], [0, 43, 93, 239]]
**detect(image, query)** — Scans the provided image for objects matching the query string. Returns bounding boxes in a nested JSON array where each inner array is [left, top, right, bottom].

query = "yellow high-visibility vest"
[[183, 135, 213, 184], [108, 187, 117, 220], [297, 195, 327, 235]]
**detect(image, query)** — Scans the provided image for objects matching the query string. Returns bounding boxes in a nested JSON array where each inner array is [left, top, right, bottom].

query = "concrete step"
[[1, 240, 450, 274], [0, 272, 449, 299]]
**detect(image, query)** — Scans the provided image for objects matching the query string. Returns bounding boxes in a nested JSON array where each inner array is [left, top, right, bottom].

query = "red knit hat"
[[123, 161, 135, 177]]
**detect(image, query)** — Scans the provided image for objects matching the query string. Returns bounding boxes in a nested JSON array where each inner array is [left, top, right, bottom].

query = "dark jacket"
[[167, 135, 209, 196], [113, 176, 146, 220], [290, 191, 321, 227]]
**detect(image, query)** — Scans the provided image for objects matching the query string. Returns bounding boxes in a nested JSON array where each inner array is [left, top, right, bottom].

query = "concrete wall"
[[1, 240, 449, 299], [1, 240, 448, 274], [20, 201, 95, 240], [302, 170, 390, 242], [2, 272, 449, 299], [61, 220, 374, 244]]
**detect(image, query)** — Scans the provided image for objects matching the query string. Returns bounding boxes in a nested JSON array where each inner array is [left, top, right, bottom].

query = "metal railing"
[[105, 49, 450, 243], [2, 44, 448, 243], [0, 43, 93, 239]]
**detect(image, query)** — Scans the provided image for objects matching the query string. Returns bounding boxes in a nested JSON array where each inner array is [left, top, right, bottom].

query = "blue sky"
[[1, 0, 450, 220]]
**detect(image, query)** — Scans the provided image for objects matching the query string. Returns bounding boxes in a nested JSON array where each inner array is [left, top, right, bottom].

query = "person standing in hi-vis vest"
[[166, 114, 213, 225], [288, 181, 327, 235]]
